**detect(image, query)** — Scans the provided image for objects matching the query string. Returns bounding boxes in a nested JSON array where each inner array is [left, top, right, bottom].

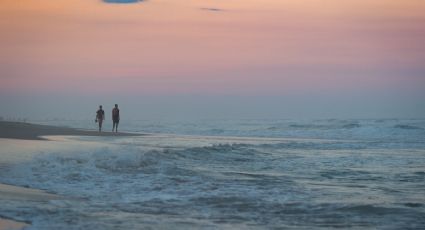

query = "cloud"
[[103, 0, 142, 3], [200, 7, 224, 12]]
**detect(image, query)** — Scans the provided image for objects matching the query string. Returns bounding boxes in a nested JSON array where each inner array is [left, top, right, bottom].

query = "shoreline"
[[0, 121, 116, 229], [0, 121, 144, 140], [0, 183, 64, 230], [0, 217, 28, 230]]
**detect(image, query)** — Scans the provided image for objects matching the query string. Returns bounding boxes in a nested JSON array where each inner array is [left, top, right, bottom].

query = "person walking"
[[112, 104, 120, 133], [96, 105, 105, 132]]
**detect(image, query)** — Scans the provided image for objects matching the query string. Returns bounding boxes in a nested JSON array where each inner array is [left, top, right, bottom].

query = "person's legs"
[[98, 120, 102, 132], [113, 121, 118, 132]]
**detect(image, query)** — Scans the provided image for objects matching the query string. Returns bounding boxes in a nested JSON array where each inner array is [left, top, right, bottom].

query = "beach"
[[2, 0, 424, 228], [0, 121, 143, 140], [0, 119, 424, 229], [0, 121, 144, 229], [0, 184, 60, 230], [0, 217, 28, 230]]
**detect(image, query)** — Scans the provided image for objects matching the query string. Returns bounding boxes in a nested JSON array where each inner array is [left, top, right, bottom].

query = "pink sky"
[[0, 0, 424, 119], [1, 0, 424, 95]]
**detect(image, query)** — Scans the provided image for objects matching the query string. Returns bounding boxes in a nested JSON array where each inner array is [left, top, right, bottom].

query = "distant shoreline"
[[0, 121, 144, 140]]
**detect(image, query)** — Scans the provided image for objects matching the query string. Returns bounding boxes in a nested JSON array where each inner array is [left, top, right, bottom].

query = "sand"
[[0, 121, 143, 140], [0, 183, 63, 230], [0, 183, 62, 202], [0, 218, 28, 230]]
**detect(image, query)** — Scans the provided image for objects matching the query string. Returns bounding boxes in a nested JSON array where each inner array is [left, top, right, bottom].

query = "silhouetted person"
[[112, 104, 120, 132], [96, 105, 105, 132]]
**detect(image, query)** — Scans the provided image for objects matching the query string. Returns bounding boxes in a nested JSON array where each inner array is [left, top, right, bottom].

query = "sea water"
[[0, 119, 424, 229]]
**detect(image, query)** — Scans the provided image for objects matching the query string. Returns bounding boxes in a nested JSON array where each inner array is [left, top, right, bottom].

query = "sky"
[[1, 0, 424, 120]]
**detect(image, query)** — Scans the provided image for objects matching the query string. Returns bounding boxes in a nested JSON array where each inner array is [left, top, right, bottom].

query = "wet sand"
[[0, 121, 144, 140], [0, 183, 62, 202], [0, 183, 63, 230], [0, 218, 28, 230]]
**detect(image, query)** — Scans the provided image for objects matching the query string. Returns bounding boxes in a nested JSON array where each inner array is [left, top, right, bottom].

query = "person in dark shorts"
[[96, 105, 105, 132], [112, 104, 120, 132]]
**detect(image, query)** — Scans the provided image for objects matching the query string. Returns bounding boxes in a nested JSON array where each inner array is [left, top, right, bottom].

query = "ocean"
[[1, 119, 424, 229]]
